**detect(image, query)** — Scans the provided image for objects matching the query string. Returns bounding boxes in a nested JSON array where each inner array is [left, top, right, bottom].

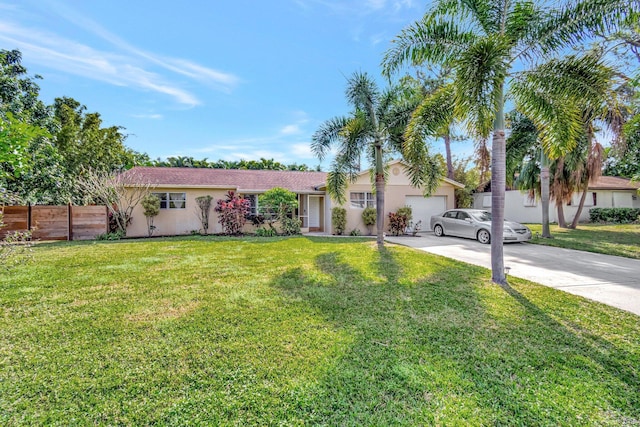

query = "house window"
[[570, 192, 595, 207], [152, 192, 186, 209], [245, 194, 258, 215], [350, 192, 374, 208]]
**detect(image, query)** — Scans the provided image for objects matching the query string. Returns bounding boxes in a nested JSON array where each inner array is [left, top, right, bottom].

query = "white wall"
[[472, 189, 638, 223]]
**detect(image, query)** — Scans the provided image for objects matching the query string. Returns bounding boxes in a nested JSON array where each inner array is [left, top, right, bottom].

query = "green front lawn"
[[1, 236, 639, 425], [527, 223, 640, 259]]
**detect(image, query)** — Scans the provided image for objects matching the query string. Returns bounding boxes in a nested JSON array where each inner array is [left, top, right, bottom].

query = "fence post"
[[27, 203, 32, 231], [68, 203, 72, 241]]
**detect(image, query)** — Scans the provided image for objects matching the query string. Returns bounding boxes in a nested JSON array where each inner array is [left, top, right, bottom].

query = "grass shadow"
[[270, 245, 640, 425]]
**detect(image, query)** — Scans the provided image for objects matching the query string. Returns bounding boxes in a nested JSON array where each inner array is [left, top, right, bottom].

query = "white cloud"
[[291, 143, 315, 159], [132, 113, 164, 120], [293, 0, 416, 16], [280, 124, 302, 135], [0, 1, 241, 105], [0, 22, 203, 106]]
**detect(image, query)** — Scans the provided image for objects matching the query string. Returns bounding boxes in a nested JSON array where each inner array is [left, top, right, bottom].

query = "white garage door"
[[405, 196, 447, 231]]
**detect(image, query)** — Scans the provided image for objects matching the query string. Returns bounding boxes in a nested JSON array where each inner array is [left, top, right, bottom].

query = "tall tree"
[[382, 0, 637, 284], [506, 111, 553, 238], [53, 97, 135, 177], [312, 71, 425, 247]]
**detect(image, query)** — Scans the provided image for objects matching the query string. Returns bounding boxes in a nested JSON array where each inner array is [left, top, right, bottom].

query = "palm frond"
[[505, 110, 539, 187], [311, 116, 349, 161], [345, 72, 379, 119], [382, 14, 476, 77], [532, 0, 640, 57], [511, 53, 619, 158], [453, 36, 510, 137], [325, 169, 349, 205]]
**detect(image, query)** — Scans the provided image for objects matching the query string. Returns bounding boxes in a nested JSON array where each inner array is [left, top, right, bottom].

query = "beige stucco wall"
[[127, 187, 233, 237], [126, 188, 328, 237], [335, 163, 457, 235]]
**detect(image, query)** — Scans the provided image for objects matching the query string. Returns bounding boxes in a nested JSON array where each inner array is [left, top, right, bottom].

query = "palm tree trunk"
[[444, 131, 454, 180], [540, 151, 552, 238], [569, 183, 588, 229], [557, 203, 567, 228], [374, 142, 385, 248], [491, 88, 507, 285], [554, 157, 567, 228]]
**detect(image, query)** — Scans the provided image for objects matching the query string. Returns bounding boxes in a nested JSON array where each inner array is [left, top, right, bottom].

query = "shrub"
[[215, 191, 250, 235], [255, 226, 277, 237], [0, 213, 33, 270], [259, 187, 299, 234], [350, 228, 362, 236], [589, 208, 640, 224], [332, 207, 347, 235], [388, 206, 412, 236], [96, 230, 125, 241], [141, 193, 160, 237], [195, 195, 213, 235], [280, 216, 302, 236], [362, 207, 376, 234], [247, 214, 265, 227]]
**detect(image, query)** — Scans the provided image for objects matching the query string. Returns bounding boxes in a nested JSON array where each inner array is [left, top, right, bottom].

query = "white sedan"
[[430, 209, 532, 244]]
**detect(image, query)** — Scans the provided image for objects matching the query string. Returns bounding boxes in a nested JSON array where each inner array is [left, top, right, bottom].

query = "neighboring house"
[[122, 160, 463, 237], [472, 176, 640, 223]]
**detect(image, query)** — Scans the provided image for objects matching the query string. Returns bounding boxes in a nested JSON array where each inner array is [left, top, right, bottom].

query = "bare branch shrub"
[[195, 195, 213, 235], [78, 169, 154, 235]]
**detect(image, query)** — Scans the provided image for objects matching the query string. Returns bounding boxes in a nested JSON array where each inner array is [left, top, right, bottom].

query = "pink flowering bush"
[[214, 191, 250, 235]]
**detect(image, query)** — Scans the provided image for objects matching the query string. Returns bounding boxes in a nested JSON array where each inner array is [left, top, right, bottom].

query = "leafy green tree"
[[53, 97, 135, 177], [451, 157, 480, 209], [382, 0, 636, 284], [259, 187, 300, 235], [0, 49, 53, 128], [141, 194, 160, 237], [312, 71, 424, 247], [0, 113, 48, 180]]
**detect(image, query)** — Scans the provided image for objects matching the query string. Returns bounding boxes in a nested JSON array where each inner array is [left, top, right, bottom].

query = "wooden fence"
[[0, 205, 108, 241]]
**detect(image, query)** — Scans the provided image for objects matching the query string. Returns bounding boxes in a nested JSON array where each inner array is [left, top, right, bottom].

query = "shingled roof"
[[121, 167, 328, 193], [477, 176, 639, 193], [587, 176, 640, 191]]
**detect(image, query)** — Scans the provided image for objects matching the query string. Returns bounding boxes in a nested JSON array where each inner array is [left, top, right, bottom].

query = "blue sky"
[[0, 0, 475, 168]]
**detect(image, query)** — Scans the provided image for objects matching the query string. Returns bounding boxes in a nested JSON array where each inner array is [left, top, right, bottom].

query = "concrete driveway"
[[385, 233, 640, 316]]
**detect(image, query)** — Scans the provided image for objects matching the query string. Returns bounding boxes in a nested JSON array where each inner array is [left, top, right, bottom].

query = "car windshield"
[[471, 211, 492, 222]]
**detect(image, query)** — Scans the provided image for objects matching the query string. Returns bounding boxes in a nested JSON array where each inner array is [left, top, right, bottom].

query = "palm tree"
[[311, 71, 423, 247], [505, 111, 554, 238], [382, 0, 636, 284]]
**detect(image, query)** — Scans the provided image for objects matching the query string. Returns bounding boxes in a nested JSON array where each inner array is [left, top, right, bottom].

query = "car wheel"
[[433, 224, 444, 237], [477, 229, 491, 244]]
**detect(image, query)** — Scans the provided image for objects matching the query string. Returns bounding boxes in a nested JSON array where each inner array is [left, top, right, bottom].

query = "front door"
[[309, 196, 320, 230]]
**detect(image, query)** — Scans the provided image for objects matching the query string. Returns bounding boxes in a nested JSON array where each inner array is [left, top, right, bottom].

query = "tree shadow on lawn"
[[271, 247, 640, 425]]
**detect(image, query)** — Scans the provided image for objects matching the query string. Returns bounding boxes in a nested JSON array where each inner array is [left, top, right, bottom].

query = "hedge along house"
[[122, 161, 463, 237], [122, 167, 329, 237], [322, 160, 464, 234]]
